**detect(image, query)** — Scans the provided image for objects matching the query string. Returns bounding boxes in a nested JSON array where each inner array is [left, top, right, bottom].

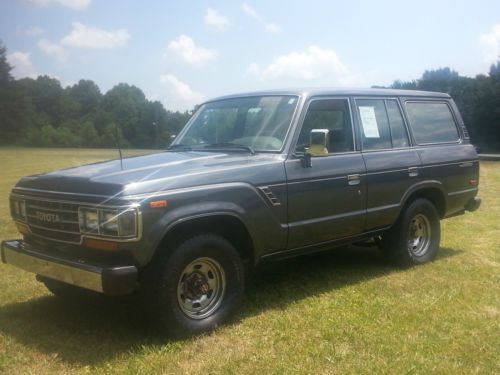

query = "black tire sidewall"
[[383, 198, 441, 266], [401, 199, 440, 264], [156, 234, 244, 336]]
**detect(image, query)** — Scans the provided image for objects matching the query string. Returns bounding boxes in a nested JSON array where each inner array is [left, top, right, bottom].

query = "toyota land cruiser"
[[1, 89, 481, 336]]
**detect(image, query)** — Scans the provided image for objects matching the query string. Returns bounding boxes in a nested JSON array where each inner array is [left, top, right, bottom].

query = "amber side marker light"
[[83, 238, 118, 251], [149, 200, 168, 208], [469, 179, 479, 186], [16, 222, 30, 235]]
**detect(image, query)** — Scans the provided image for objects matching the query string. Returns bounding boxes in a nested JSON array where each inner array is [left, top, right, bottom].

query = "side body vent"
[[259, 186, 281, 206]]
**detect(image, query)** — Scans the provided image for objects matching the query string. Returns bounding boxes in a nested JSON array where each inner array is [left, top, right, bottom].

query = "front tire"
[[381, 198, 441, 267], [144, 234, 244, 337]]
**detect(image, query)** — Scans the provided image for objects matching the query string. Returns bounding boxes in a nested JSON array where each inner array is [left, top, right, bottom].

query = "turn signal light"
[[83, 238, 118, 251], [149, 200, 168, 208]]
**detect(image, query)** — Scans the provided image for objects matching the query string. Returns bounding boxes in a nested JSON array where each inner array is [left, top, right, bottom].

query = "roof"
[[207, 88, 450, 103]]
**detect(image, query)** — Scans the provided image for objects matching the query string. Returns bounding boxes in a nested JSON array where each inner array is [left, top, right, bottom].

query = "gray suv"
[[1, 89, 481, 336]]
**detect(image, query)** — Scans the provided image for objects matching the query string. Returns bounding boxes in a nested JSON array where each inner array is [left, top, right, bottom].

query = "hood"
[[14, 151, 284, 197]]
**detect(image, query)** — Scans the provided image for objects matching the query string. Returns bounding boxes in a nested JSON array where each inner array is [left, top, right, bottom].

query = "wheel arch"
[[400, 182, 447, 219], [151, 213, 255, 267]]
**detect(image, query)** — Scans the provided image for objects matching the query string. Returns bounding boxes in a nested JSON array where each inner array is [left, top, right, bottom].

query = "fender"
[[398, 179, 447, 217], [140, 182, 288, 264]]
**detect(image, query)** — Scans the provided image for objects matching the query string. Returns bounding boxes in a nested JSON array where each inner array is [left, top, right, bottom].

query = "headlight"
[[116, 209, 137, 237], [79, 206, 138, 239], [10, 198, 26, 222], [79, 208, 99, 234], [100, 210, 119, 236]]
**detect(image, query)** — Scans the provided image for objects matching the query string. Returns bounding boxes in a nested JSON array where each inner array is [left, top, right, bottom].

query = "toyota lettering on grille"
[[35, 211, 61, 223]]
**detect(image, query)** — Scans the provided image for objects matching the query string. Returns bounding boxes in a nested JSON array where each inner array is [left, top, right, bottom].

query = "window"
[[174, 95, 298, 151], [296, 99, 354, 153], [356, 99, 409, 151], [406, 102, 459, 144], [386, 100, 409, 148]]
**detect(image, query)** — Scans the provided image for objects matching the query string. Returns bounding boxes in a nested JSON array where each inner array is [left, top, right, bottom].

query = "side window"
[[296, 99, 354, 153], [406, 102, 459, 144], [356, 99, 409, 151], [386, 100, 409, 148]]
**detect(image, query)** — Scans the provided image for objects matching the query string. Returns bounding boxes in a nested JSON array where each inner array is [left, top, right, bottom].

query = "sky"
[[1, 0, 500, 111]]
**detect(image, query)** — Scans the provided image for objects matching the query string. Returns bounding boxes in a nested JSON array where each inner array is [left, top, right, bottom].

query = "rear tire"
[[143, 234, 244, 338], [381, 198, 440, 267]]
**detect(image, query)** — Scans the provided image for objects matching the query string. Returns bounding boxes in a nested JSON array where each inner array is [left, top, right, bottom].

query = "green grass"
[[0, 147, 498, 374]]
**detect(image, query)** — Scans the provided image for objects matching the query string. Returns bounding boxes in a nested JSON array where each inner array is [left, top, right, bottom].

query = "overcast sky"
[[1, 0, 500, 110]]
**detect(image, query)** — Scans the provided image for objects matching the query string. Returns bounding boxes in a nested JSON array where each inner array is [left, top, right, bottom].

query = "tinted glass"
[[175, 95, 298, 151], [296, 99, 354, 153], [406, 102, 459, 144], [357, 99, 391, 150], [357, 99, 410, 150], [386, 100, 409, 148]]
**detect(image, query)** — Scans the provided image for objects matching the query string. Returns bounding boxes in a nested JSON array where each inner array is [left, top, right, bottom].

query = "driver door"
[[285, 97, 366, 249]]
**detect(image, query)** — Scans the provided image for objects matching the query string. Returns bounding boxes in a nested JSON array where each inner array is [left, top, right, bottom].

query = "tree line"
[[0, 42, 191, 149], [1, 41, 499, 150]]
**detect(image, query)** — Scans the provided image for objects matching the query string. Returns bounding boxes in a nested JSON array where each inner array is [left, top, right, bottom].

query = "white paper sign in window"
[[359, 106, 380, 138]]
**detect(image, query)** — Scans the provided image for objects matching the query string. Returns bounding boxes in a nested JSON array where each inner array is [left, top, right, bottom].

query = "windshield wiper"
[[166, 144, 192, 151], [202, 142, 255, 155]]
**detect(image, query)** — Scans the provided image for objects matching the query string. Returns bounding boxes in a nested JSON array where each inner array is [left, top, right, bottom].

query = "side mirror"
[[167, 134, 177, 146], [309, 129, 329, 157]]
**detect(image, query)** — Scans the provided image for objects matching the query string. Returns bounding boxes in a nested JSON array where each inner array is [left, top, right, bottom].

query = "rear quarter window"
[[406, 101, 460, 144]]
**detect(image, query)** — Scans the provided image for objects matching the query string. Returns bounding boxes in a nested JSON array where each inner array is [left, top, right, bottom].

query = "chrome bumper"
[[1, 240, 138, 295]]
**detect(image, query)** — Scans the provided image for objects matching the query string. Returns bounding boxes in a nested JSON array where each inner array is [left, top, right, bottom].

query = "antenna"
[[114, 122, 123, 170]]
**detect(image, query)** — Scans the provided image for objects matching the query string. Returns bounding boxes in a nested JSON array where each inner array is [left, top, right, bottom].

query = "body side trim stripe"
[[448, 188, 478, 196], [288, 209, 365, 228]]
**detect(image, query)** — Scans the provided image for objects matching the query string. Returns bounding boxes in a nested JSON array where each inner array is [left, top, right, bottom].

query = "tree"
[[99, 83, 147, 147], [0, 41, 12, 86], [67, 79, 102, 117], [467, 64, 500, 150], [0, 41, 33, 143], [78, 121, 100, 147], [0, 41, 198, 148], [99, 122, 130, 148], [16, 75, 78, 127]]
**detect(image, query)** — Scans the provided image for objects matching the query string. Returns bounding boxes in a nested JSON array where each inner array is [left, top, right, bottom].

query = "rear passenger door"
[[354, 97, 421, 231], [285, 97, 366, 249]]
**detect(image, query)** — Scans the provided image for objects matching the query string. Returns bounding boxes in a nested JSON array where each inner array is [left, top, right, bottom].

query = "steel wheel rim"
[[407, 214, 431, 257], [177, 257, 226, 319]]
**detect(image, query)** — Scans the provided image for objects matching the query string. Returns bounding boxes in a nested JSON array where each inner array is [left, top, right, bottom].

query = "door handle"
[[408, 167, 419, 177], [348, 174, 360, 185]]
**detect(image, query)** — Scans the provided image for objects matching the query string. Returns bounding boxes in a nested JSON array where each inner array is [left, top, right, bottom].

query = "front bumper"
[[1, 240, 138, 295]]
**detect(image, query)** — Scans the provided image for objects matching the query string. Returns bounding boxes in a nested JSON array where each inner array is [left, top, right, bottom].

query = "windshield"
[[173, 95, 299, 152]]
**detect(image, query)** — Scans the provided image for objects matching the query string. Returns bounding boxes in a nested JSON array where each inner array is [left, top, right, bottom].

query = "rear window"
[[406, 102, 459, 144]]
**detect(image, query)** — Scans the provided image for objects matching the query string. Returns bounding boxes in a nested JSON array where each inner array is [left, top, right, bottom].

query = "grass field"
[[0, 147, 498, 374]]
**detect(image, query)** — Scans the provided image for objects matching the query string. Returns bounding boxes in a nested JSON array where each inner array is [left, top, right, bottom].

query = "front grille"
[[25, 198, 81, 243], [29, 226, 82, 243]]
